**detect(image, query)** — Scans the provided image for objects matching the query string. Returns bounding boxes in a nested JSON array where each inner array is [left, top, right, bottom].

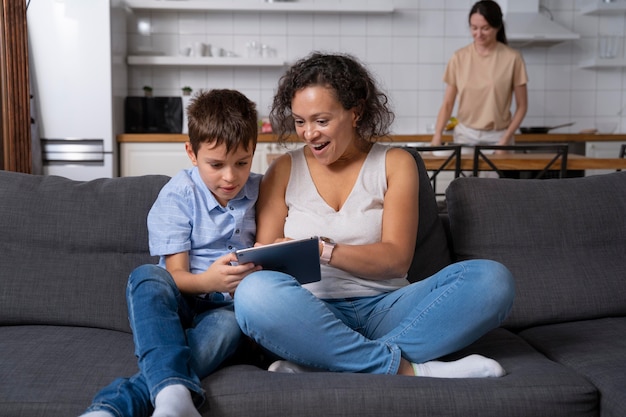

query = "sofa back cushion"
[[399, 147, 452, 282], [446, 172, 626, 329], [0, 171, 170, 333]]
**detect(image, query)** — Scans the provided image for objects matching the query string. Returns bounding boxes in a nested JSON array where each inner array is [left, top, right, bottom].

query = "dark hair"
[[186, 89, 258, 155], [470, 0, 507, 45], [269, 52, 394, 144]]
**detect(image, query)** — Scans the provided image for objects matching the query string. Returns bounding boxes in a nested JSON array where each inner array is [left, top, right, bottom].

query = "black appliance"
[[124, 96, 183, 133]]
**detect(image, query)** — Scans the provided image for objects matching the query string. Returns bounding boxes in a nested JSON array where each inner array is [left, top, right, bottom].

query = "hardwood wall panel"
[[0, 0, 31, 173]]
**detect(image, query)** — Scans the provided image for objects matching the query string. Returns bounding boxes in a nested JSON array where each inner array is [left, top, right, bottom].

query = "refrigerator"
[[27, 0, 126, 180]]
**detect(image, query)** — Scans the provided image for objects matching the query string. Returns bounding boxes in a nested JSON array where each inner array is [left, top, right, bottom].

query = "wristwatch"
[[319, 236, 336, 265]]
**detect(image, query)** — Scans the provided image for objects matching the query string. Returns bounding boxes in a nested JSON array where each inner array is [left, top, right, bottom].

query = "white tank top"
[[284, 143, 409, 299]]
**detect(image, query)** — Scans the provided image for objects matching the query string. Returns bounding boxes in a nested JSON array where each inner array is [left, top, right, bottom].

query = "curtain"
[[0, 0, 31, 173]]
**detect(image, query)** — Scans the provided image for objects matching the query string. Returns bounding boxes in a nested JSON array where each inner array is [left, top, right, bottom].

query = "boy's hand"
[[202, 252, 261, 294]]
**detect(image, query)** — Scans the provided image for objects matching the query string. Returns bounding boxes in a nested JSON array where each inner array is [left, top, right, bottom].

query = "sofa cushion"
[[520, 317, 626, 417], [445, 173, 626, 329], [0, 325, 137, 416], [399, 147, 452, 282], [0, 171, 170, 332], [200, 328, 597, 417]]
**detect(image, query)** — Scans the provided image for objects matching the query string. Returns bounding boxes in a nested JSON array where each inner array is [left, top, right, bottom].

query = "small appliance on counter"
[[124, 96, 183, 133]]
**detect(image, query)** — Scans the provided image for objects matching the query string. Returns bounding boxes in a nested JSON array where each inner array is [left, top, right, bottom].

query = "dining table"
[[419, 152, 626, 172]]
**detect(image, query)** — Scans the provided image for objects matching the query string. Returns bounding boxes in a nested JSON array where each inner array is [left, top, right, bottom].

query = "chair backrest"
[[404, 145, 462, 196], [472, 144, 569, 179]]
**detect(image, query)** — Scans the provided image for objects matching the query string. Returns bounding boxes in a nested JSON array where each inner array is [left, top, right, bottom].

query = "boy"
[[81, 89, 262, 417]]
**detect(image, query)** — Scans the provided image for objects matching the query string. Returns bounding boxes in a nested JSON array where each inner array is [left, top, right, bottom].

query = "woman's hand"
[[432, 84, 458, 146]]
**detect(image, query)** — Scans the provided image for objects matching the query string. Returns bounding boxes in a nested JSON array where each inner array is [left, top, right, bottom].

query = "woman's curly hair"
[[269, 52, 394, 144]]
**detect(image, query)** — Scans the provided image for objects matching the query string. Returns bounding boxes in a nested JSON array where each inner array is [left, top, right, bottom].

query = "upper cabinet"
[[125, 1, 394, 14], [579, 0, 626, 15]]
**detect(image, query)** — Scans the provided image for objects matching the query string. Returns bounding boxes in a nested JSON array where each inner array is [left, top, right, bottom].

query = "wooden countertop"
[[117, 133, 626, 143]]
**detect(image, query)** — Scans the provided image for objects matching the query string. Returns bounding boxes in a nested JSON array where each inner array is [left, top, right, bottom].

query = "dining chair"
[[618, 144, 625, 172], [402, 145, 463, 197], [472, 144, 569, 179]]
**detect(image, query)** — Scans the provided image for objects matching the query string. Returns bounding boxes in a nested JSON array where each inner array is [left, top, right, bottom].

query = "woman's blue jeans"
[[234, 259, 514, 374], [84, 264, 242, 417]]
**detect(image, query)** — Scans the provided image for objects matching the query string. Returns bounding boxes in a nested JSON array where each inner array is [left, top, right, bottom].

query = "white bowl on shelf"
[[595, 122, 617, 134]]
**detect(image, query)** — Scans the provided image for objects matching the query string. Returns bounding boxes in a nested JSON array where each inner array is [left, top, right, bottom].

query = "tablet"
[[235, 237, 321, 284]]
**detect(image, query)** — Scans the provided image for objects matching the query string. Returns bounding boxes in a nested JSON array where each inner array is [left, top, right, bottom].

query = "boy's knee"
[[129, 264, 171, 283], [127, 264, 176, 295]]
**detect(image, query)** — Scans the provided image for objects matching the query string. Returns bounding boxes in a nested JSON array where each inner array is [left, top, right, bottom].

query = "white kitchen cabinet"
[[585, 141, 625, 176], [119, 142, 303, 177], [120, 142, 191, 177]]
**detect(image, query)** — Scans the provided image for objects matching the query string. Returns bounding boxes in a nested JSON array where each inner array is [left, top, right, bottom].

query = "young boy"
[[81, 89, 262, 417]]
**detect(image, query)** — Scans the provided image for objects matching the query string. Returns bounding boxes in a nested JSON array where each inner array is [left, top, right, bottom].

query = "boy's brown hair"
[[186, 89, 258, 155]]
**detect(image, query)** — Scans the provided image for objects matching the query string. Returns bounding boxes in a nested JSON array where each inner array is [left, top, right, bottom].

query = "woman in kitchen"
[[431, 0, 528, 149], [234, 52, 515, 378]]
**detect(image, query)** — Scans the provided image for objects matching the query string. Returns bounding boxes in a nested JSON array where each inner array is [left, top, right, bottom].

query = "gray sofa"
[[1, 151, 625, 417]]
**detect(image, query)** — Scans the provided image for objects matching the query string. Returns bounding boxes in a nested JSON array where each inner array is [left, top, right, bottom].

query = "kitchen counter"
[[117, 133, 626, 143], [118, 133, 625, 177]]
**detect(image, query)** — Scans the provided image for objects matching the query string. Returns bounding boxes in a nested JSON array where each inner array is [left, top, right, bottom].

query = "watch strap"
[[319, 237, 335, 265]]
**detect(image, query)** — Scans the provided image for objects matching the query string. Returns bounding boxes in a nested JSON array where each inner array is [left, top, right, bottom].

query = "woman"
[[234, 52, 515, 377], [432, 0, 528, 148]]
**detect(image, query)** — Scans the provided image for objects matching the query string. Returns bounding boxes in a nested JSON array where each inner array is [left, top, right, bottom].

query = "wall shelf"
[[125, 2, 392, 69], [125, 0, 394, 14], [127, 55, 287, 67], [579, 1, 626, 16], [579, 57, 626, 69]]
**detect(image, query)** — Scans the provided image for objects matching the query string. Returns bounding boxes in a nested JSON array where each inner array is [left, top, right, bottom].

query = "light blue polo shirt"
[[148, 167, 261, 274]]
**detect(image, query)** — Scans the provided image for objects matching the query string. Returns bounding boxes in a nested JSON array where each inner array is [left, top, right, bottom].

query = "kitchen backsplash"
[[124, 0, 626, 135]]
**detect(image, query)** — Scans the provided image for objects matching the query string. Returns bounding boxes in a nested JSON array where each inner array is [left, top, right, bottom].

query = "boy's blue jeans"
[[235, 259, 514, 374], [84, 264, 242, 417]]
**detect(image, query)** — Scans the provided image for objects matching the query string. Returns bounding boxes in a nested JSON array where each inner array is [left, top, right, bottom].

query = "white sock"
[[268, 360, 323, 373], [79, 412, 114, 417], [412, 354, 506, 378], [152, 384, 200, 417]]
